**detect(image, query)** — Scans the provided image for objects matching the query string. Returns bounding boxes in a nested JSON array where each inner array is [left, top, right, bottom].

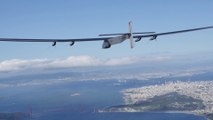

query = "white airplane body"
[[0, 22, 212, 49]]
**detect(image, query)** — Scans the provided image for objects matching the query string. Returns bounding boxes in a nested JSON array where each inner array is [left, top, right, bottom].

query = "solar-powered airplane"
[[0, 21, 212, 49]]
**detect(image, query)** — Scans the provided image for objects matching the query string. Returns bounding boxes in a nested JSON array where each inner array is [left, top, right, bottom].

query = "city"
[[123, 81, 213, 115]]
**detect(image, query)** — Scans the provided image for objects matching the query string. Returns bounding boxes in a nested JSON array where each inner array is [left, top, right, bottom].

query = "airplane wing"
[[0, 22, 212, 49], [0, 37, 110, 42], [0, 37, 113, 48], [134, 26, 213, 41]]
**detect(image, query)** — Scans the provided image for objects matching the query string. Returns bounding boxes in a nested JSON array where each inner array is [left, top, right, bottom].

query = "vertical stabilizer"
[[129, 21, 134, 48]]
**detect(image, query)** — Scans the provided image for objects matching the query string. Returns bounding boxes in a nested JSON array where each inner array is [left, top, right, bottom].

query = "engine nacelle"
[[150, 35, 157, 40], [70, 41, 75, 46], [102, 40, 111, 49], [135, 37, 142, 42], [52, 41, 56, 46]]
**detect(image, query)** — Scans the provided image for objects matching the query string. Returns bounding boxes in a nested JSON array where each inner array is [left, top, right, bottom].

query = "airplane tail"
[[128, 21, 134, 48]]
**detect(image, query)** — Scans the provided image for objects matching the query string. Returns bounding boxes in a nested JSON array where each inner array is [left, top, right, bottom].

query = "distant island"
[[99, 81, 213, 120]]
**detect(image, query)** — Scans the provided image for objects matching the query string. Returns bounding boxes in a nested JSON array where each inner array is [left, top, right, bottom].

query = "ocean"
[[0, 77, 209, 120]]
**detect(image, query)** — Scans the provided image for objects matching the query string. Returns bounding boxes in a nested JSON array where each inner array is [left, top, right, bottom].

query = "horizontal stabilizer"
[[99, 32, 155, 36]]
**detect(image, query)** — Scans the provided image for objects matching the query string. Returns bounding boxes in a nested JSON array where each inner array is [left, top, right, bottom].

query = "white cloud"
[[0, 55, 172, 73], [105, 56, 140, 66]]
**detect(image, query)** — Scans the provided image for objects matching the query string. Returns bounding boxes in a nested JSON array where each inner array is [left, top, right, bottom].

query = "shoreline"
[[149, 111, 206, 118], [151, 111, 208, 120], [98, 110, 208, 120]]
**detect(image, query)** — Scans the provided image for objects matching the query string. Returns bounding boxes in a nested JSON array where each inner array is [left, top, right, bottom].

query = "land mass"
[[100, 81, 213, 120], [102, 92, 205, 112]]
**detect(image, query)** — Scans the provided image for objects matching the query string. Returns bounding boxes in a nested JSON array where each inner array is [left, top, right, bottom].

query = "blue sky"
[[0, 0, 213, 61]]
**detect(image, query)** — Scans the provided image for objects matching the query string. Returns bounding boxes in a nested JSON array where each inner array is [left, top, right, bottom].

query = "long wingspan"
[[0, 37, 111, 42], [134, 26, 213, 41], [0, 37, 115, 48], [0, 37, 113, 47], [0, 23, 212, 49]]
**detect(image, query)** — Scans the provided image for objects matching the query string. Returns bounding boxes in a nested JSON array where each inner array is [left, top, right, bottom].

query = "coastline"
[[98, 110, 208, 120], [150, 111, 207, 119], [98, 110, 207, 120]]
